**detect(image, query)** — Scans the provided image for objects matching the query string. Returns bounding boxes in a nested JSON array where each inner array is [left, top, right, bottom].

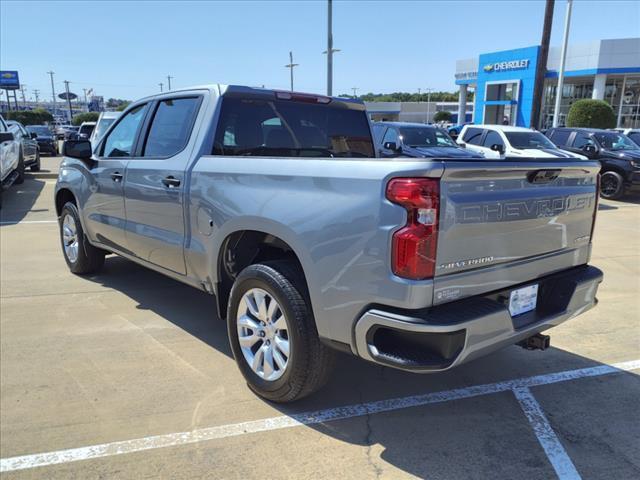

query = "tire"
[[227, 261, 335, 402], [30, 151, 41, 172], [14, 151, 25, 185], [59, 201, 105, 274], [600, 171, 624, 200]]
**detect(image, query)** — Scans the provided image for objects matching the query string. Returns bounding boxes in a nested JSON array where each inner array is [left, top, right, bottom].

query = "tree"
[[566, 99, 616, 129], [115, 101, 131, 112], [4, 109, 53, 125], [433, 111, 452, 123], [71, 112, 100, 126]]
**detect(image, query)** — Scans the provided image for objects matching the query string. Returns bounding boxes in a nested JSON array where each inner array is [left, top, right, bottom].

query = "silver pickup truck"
[[55, 85, 603, 402]]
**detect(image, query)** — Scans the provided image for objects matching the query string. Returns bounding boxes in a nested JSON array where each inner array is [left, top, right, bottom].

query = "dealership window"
[[618, 76, 640, 128]]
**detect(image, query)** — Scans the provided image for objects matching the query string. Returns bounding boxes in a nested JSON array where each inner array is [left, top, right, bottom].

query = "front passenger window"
[[102, 105, 147, 158], [483, 130, 504, 149]]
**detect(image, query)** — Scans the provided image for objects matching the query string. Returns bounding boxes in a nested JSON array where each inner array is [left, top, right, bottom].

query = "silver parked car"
[[55, 85, 603, 402]]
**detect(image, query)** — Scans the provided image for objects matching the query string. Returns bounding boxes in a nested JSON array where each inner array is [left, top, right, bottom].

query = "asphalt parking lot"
[[1, 156, 639, 479]]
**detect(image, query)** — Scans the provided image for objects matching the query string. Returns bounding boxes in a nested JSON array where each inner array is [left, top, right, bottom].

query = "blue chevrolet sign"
[[0, 71, 20, 90]]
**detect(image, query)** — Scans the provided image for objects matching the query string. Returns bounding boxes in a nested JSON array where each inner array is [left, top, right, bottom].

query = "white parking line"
[[1, 358, 638, 473], [0, 220, 57, 225], [514, 386, 581, 480]]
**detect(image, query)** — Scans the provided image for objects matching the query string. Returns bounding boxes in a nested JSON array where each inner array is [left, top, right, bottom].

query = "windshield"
[[94, 118, 116, 140], [26, 126, 52, 135], [398, 127, 456, 148], [505, 131, 556, 149], [593, 132, 639, 151], [214, 97, 374, 157]]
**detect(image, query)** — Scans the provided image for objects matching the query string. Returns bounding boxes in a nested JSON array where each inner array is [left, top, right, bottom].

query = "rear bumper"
[[354, 265, 603, 372]]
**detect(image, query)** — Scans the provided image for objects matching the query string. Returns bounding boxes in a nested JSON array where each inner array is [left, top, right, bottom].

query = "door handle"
[[162, 176, 181, 188], [110, 172, 123, 182]]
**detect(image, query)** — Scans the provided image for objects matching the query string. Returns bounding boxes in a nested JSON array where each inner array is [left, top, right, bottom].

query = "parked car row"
[[0, 114, 24, 208], [372, 119, 640, 200]]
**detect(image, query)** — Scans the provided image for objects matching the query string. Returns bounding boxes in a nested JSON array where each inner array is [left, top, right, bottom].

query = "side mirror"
[[383, 141, 399, 152], [30, 132, 38, 139], [458, 142, 466, 148], [490, 143, 505, 154], [62, 139, 92, 160], [583, 145, 597, 155], [0, 131, 15, 143]]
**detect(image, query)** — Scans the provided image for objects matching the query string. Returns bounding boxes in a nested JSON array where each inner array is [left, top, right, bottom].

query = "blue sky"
[[1, 0, 638, 101]]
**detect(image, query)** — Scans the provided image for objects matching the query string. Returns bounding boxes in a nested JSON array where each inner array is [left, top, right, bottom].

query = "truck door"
[[123, 95, 203, 275], [82, 103, 149, 252]]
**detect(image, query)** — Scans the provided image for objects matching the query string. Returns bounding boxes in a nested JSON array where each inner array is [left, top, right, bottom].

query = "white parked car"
[[0, 114, 23, 208], [89, 111, 121, 145], [457, 124, 587, 160]]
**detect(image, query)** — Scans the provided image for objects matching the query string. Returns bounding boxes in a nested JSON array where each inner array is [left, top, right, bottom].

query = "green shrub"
[[433, 111, 452, 123], [4, 109, 53, 125], [71, 112, 100, 126], [566, 99, 615, 129]]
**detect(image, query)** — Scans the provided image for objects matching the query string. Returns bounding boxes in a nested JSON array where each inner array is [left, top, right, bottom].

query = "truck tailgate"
[[433, 159, 600, 305]]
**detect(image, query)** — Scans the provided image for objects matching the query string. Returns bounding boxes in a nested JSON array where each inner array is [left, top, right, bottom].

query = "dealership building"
[[455, 37, 640, 129]]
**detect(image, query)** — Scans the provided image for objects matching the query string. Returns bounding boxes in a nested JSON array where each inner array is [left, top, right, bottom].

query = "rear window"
[[213, 97, 374, 157], [462, 127, 483, 145], [79, 124, 95, 135]]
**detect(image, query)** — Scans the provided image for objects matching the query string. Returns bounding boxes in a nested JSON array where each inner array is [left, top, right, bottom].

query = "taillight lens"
[[386, 178, 440, 280]]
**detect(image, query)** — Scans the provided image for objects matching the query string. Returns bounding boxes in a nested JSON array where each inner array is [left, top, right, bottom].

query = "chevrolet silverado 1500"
[[55, 85, 603, 402]]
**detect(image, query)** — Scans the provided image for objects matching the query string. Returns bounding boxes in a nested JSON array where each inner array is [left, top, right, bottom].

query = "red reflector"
[[386, 178, 440, 280]]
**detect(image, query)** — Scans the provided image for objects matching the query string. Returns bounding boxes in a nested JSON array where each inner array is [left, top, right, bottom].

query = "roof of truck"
[[465, 124, 537, 133]]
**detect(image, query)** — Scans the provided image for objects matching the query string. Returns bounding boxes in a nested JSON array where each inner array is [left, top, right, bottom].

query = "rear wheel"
[[227, 261, 334, 402], [59, 202, 105, 274], [30, 151, 41, 172], [600, 171, 624, 200], [14, 152, 25, 184]]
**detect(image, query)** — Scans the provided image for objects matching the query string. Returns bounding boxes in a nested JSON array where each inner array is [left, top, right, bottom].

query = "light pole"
[[159, 82, 164, 92], [83, 88, 89, 110], [553, 0, 572, 128], [323, 0, 340, 96], [47, 71, 56, 118], [284, 51, 299, 91], [167, 75, 173, 90]]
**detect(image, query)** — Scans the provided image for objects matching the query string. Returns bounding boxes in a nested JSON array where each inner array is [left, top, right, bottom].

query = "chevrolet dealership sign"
[[483, 59, 530, 73]]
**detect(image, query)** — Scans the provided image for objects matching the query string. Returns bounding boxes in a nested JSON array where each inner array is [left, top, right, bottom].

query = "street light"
[[323, 0, 340, 96]]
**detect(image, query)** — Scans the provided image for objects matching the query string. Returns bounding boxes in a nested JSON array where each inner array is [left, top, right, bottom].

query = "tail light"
[[386, 178, 440, 280], [590, 173, 600, 242]]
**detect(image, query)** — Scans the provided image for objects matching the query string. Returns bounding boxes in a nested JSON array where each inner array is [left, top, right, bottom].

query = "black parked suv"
[[546, 127, 640, 199]]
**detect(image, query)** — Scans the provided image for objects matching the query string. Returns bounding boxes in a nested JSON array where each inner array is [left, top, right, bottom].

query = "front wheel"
[[600, 171, 624, 200], [227, 261, 334, 402], [59, 202, 105, 274]]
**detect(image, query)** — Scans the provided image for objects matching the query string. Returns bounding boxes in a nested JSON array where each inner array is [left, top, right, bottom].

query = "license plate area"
[[509, 284, 539, 317]]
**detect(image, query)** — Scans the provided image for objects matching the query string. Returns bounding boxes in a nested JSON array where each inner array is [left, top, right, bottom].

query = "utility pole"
[[64, 80, 73, 121], [47, 71, 56, 118], [33, 89, 40, 106], [19, 84, 27, 107], [553, 0, 572, 128], [425, 88, 434, 123], [167, 75, 173, 90], [159, 82, 164, 92], [351, 87, 358, 98], [284, 51, 299, 91], [531, 0, 555, 129], [323, 0, 340, 96], [82, 88, 89, 110]]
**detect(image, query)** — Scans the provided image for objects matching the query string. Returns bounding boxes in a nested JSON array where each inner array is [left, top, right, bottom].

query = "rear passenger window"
[[143, 97, 201, 157], [463, 127, 483, 145], [550, 130, 571, 146]]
